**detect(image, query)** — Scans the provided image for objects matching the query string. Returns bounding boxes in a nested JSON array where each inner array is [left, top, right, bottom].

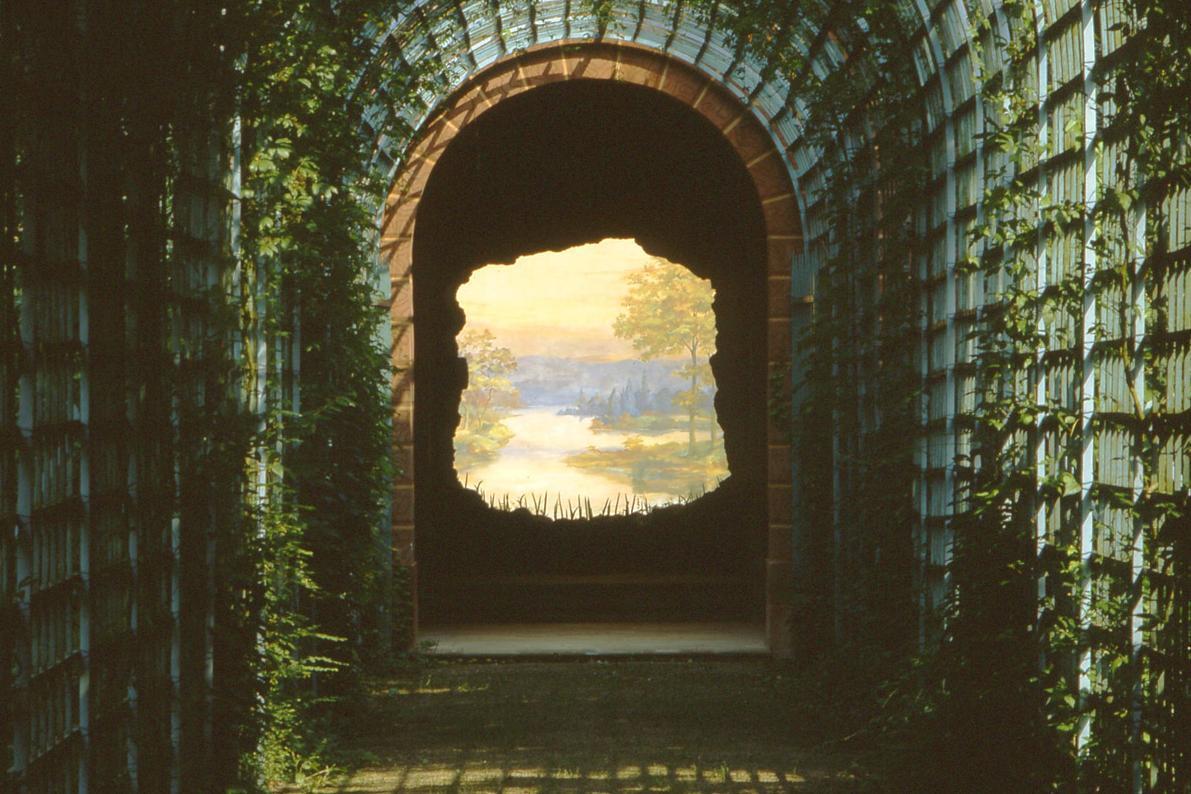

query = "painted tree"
[[614, 257, 717, 455], [458, 328, 519, 431]]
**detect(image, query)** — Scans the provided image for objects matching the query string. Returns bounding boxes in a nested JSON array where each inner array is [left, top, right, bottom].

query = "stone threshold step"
[[419, 621, 768, 656], [435, 573, 747, 587]]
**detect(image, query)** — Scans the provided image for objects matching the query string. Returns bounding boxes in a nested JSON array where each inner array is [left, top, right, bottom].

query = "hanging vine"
[[228, 1, 444, 787]]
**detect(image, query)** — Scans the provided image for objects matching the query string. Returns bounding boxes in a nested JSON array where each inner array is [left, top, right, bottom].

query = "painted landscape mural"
[[454, 239, 727, 516]]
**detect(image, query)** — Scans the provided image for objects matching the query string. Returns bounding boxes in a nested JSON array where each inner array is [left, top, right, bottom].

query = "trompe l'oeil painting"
[[454, 239, 727, 516]]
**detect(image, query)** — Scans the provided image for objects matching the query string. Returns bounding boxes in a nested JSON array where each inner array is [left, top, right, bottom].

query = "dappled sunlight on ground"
[[332, 760, 824, 792], [291, 660, 877, 793]]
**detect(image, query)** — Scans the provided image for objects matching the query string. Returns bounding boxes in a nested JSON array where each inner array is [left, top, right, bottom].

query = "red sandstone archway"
[[381, 41, 802, 655]]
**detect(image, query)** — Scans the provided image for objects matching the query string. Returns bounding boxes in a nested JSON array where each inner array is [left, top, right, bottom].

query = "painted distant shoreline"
[[510, 355, 687, 406]]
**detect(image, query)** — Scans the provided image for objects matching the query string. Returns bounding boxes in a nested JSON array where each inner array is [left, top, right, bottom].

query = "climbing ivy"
[[707, 0, 926, 672], [228, 1, 442, 787], [927, 0, 1190, 787], [705, 0, 1188, 789], [1072, 0, 1189, 782], [917, 5, 1079, 783]]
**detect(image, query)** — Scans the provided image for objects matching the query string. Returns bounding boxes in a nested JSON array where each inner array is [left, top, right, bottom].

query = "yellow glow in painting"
[[457, 238, 645, 360], [454, 239, 728, 516]]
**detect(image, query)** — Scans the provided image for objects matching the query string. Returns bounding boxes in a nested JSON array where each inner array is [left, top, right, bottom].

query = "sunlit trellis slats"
[[533, 0, 569, 43]]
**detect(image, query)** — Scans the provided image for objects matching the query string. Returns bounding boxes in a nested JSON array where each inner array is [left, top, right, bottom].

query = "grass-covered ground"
[[297, 659, 883, 792]]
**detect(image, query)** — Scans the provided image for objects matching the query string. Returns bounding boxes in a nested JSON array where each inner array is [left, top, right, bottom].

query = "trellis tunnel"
[[3, 0, 1188, 791]]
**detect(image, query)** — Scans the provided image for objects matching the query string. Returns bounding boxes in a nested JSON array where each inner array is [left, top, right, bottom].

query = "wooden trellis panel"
[[2, 3, 241, 791], [2, 3, 21, 781]]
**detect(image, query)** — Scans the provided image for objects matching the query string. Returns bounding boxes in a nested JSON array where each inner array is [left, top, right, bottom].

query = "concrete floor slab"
[[420, 622, 768, 656]]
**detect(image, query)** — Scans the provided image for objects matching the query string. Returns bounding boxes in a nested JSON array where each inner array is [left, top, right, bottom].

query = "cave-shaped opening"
[[413, 79, 768, 628], [453, 240, 728, 515]]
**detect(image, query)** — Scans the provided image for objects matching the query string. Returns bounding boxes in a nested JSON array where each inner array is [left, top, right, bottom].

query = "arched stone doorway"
[[382, 42, 803, 654]]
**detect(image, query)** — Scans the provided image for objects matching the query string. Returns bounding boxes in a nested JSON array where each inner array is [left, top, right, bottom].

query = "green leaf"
[[1059, 471, 1081, 497]]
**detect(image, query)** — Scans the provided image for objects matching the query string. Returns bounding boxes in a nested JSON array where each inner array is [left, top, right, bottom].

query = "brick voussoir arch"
[[383, 40, 803, 656]]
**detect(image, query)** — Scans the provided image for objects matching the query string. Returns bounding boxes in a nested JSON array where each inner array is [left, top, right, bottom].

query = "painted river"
[[457, 406, 721, 511]]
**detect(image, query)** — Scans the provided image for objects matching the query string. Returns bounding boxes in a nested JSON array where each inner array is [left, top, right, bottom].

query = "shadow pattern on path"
[[306, 660, 879, 793]]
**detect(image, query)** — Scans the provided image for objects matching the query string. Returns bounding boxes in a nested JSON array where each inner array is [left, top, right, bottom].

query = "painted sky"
[[457, 238, 653, 360]]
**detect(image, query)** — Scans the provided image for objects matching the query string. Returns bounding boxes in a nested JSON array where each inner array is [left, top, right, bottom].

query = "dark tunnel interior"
[[412, 79, 770, 625]]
